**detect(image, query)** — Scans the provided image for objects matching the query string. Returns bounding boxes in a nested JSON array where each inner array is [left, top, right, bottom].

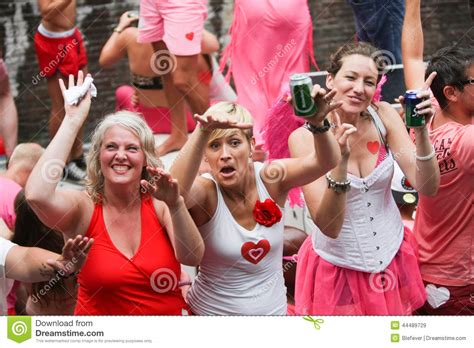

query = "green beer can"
[[290, 74, 317, 117], [404, 89, 425, 128]]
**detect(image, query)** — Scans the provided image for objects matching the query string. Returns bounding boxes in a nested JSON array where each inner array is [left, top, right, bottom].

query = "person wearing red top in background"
[[402, 0, 473, 315], [35, 0, 89, 182]]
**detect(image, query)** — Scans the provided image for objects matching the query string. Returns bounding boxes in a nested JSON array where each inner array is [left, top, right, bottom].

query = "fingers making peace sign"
[[331, 111, 357, 158]]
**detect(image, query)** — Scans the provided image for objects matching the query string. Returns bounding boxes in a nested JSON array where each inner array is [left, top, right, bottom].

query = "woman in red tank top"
[[25, 71, 204, 315]]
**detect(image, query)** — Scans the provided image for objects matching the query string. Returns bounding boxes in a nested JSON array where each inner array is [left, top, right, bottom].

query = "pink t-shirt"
[[0, 176, 22, 230], [414, 121, 473, 286]]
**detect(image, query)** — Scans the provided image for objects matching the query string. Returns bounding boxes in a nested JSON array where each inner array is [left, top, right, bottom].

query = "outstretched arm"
[[268, 87, 341, 204], [141, 168, 204, 266], [25, 71, 92, 237], [99, 12, 138, 68], [5, 235, 93, 282], [170, 114, 252, 209], [380, 74, 439, 196], [402, 0, 426, 89]]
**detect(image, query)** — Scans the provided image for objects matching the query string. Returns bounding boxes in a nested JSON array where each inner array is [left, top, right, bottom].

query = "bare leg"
[[151, 41, 209, 156], [172, 54, 209, 115], [152, 41, 188, 156], [0, 90, 18, 158]]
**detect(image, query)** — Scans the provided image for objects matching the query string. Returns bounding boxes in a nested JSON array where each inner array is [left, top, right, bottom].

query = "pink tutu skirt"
[[295, 227, 426, 315]]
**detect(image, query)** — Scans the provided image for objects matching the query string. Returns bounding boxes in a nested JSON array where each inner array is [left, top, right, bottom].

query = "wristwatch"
[[303, 119, 331, 134], [113, 27, 123, 34]]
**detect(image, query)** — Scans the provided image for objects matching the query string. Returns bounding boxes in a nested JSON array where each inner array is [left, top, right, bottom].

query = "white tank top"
[[312, 107, 404, 273], [187, 162, 287, 315]]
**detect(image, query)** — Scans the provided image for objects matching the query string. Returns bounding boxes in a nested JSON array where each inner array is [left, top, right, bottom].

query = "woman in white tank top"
[[170, 98, 342, 315], [290, 42, 440, 315]]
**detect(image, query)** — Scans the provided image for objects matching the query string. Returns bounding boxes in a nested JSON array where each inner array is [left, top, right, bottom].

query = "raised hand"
[[307, 87, 343, 125], [288, 86, 343, 124], [141, 167, 181, 208], [397, 71, 437, 124], [59, 70, 92, 124], [414, 71, 437, 123], [332, 112, 357, 158], [193, 113, 253, 132], [47, 235, 94, 276], [117, 11, 139, 31]]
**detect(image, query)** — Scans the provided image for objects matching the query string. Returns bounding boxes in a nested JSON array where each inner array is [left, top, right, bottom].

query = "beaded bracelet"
[[415, 145, 436, 161], [326, 173, 351, 193], [303, 119, 331, 134]]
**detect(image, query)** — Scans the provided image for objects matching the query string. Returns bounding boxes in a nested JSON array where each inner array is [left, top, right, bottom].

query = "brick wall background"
[[0, 0, 472, 145]]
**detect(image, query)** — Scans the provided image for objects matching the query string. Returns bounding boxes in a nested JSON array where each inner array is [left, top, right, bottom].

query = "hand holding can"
[[289, 74, 342, 123], [404, 89, 425, 128], [403, 72, 437, 128], [290, 74, 318, 117]]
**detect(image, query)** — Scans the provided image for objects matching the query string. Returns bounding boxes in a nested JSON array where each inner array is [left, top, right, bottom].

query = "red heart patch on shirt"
[[185, 32, 194, 41], [367, 141, 380, 155], [241, 240, 271, 265]]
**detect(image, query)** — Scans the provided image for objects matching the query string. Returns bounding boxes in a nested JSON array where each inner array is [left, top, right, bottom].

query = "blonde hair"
[[203, 102, 253, 143], [85, 111, 162, 203]]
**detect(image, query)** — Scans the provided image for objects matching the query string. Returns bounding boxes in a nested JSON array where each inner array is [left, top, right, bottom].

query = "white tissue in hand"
[[64, 75, 98, 105], [425, 284, 450, 308]]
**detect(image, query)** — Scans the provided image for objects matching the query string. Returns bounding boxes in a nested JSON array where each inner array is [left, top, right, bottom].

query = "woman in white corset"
[[170, 98, 343, 315], [290, 42, 440, 315]]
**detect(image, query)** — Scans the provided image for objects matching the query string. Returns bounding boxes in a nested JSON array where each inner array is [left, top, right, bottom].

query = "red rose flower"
[[253, 199, 282, 227]]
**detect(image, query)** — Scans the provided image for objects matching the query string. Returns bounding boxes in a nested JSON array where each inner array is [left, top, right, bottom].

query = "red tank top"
[[75, 197, 190, 315]]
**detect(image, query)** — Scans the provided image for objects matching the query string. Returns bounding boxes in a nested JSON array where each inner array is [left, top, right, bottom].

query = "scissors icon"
[[303, 316, 324, 330]]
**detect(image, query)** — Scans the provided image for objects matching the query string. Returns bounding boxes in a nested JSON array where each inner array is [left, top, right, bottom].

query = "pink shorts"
[[138, 0, 208, 56]]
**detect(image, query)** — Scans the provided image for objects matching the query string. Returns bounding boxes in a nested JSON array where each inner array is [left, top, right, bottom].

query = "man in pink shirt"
[[413, 46, 473, 315], [403, 0, 473, 315]]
